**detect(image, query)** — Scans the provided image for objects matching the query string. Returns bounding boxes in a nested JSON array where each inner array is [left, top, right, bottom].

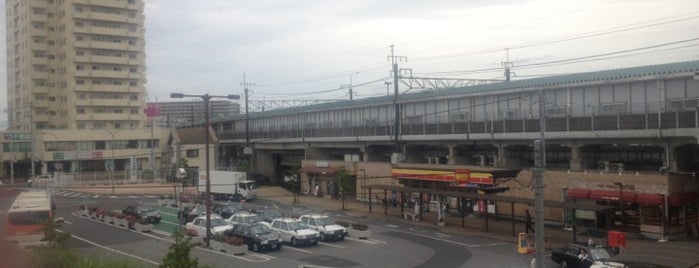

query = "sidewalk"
[[255, 186, 675, 252]]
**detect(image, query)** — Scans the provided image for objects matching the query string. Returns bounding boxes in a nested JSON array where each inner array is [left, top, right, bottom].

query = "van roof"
[[9, 190, 52, 212]]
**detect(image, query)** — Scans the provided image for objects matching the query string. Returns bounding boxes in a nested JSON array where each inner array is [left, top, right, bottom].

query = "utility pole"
[[241, 74, 256, 174], [387, 45, 407, 154], [501, 48, 513, 82], [384, 81, 391, 96], [533, 90, 546, 268], [29, 102, 35, 178]]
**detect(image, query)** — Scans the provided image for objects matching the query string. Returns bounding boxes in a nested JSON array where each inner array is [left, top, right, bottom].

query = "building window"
[[186, 149, 199, 158]]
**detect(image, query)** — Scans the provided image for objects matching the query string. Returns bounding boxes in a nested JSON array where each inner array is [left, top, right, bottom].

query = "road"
[[5, 187, 554, 267]]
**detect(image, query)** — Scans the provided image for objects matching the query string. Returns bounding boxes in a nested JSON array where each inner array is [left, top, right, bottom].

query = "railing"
[[218, 109, 699, 141]]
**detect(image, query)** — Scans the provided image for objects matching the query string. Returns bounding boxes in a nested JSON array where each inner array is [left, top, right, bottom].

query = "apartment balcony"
[[75, 98, 131, 107], [33, 114, 49, 122], [91, 26, 129, 37], [90, 84, 130, 93], [30, 28, 46, 37], [74, 12, 128, 22], [30, 1, 46, 8], [33, 43, 48, 50], [33, 86, 49, 94], [74, 0, 144, 11], [87, 70, 129, 79], [30, 56, 48, 65], [32, 100, 49, 108], [75, 113, 132, 121], [32, 72, 49, 79], [90, 55, 129, 65]]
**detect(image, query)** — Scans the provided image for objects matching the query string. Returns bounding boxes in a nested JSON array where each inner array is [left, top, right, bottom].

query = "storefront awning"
[[636, 193, 664, 205], [392, 168, 494, 185], [588, 190, 637, 202], [567, 188, 591, 199]]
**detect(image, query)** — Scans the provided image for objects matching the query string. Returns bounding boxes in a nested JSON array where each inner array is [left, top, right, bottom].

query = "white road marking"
[[67, 232, 160, 266], [110, 196, 118, 199], [385, 224, 399, 228], [372, 224, 507, 248], [196, 246, 272, 262], [94, 195, 100, 198], [282, 245, 314, 254], [128, 196, 139, 198], [344, 237, 384, 245], [318, 242, 344, 248], [435, 232, 451, 238]]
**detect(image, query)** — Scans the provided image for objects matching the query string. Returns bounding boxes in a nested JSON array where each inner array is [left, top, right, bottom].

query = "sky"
[[1, 0, 699, 124]]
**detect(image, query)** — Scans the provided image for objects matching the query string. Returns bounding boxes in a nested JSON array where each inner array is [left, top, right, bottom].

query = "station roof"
[[211, 60, 699, 123]]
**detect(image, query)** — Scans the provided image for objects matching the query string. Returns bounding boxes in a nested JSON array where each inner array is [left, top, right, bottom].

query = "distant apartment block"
[[3, 0, 155, 178], [149, 100, 241, 127]]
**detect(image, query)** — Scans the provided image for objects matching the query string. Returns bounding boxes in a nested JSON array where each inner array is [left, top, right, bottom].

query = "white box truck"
[[198, 170, 257, 200]]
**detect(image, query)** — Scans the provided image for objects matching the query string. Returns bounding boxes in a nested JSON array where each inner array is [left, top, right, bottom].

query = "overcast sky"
[[1, 0, 699, 120]]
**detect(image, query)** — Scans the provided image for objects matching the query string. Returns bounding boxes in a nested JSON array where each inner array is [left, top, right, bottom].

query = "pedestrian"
[[578, 249, 588, 260], [525, 209, 535, 234], [314, 185, 319, 197]]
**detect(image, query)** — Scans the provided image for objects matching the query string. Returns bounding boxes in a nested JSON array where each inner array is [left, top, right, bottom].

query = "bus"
[[4, 190, 53, 249]]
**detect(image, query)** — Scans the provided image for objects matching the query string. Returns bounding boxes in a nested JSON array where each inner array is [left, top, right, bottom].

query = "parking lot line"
[[282, 246, 314, 254], [344, 237, 385, 245], [318, 242, 345, 249]]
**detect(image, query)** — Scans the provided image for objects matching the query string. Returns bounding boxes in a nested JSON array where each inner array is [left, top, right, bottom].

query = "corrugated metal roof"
[[211, 60, 699, 123]]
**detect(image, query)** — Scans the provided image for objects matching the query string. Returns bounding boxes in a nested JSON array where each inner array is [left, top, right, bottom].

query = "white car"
[[225, 211, 262, 226], [299, 214, 347, 241], [185, 215, 233, 237], [270, 218, 320, 246]]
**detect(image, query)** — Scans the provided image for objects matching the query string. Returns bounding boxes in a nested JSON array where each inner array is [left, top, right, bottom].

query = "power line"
[[410, 11, 699, 63]]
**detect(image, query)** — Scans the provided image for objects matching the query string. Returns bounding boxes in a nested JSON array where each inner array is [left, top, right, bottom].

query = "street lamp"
[[170, 92, 240, 247], [100, 128, 124, 194], [359, 169, 366, 202], [614, 182, 624, 230]]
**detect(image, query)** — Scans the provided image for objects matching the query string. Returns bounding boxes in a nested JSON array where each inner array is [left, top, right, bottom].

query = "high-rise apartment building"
[[6, 0, 147, 131], [3, 0, 156, 179]]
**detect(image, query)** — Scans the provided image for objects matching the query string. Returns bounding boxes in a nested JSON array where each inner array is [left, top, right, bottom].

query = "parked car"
[[299, 214, 347, 241], [258, 209, 284, 224], [270, 218, 320, 247], [180, 204, 213, 223], [225, 211, 262, 226], [122, 204, 161, 223], [185, 215, 233, 237], [213, 203, 244, 219], [551, 243, 615, 268], [225, 222, 282, 252]]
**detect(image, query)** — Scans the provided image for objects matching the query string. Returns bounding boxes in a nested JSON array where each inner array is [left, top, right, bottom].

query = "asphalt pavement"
[[66, 183, 695, 254]]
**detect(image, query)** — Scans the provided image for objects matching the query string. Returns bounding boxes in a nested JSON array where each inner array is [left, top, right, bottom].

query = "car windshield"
[[222, 204, 242, 212], [243, 215, 261, 223], [287, 221, 308, 231], [263, 210, 282, 219], [589, 247, 611, 260], [137, 205, 154, 212], [250, 224, 272, 235], [210, 218, 228, 227], [315, 217, 334, 225]]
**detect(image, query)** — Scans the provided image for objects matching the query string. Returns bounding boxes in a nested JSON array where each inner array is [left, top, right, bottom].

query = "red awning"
[[589, 190, 637, 202], [300, 166, 338, 175], [668, 192, 699, 206], [567, 188, 591, 199], [636, 193, 664, 205]]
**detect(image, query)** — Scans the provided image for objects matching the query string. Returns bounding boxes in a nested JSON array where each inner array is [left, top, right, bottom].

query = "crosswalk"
[[51, 190, 159, 199]]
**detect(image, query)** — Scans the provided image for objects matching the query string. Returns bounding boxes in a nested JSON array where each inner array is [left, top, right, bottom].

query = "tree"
[[335, 167, 352, 211], [285, 167, 301, 204], [160, 229, 201, 268]]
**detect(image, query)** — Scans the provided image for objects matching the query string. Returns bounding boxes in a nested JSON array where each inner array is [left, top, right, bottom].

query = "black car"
[[123, 205, 161, 223], [551, 243, 614, 268], [213, 203, 245, 219], [225, 223, 282, 252], [180, 204, 209, 224]]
